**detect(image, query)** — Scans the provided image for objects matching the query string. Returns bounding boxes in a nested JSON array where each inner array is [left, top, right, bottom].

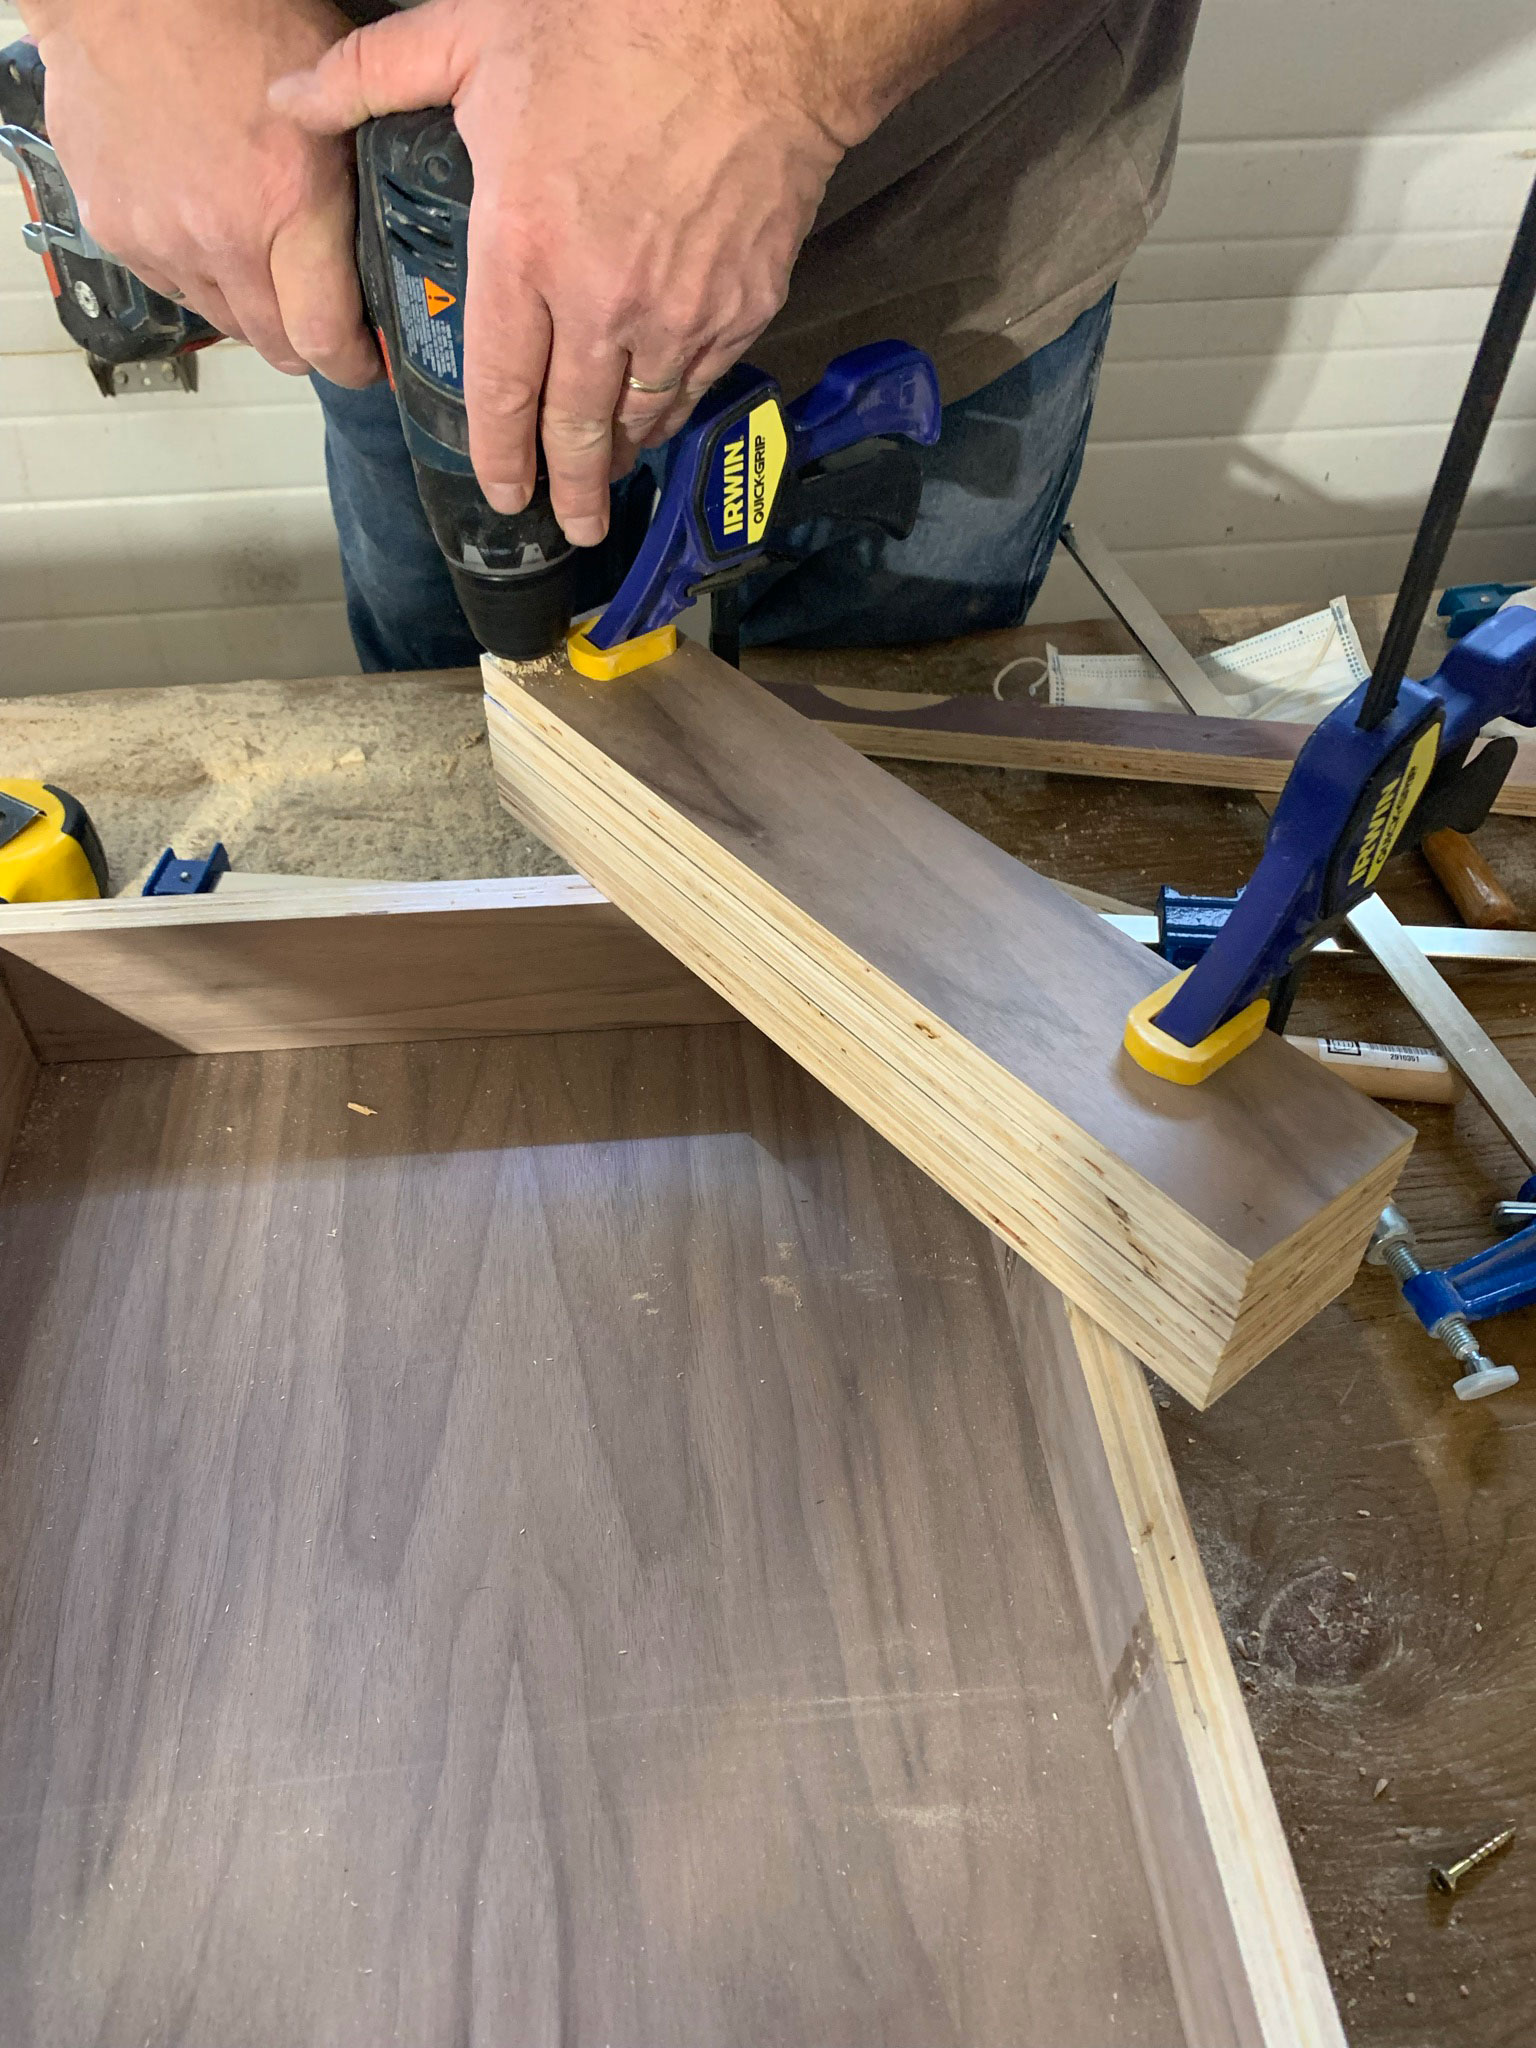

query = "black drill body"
[[355, 112, 575, 660]]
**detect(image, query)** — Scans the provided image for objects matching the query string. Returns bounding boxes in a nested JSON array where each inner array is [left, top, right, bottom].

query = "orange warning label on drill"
[[390, 254, 461, 390]]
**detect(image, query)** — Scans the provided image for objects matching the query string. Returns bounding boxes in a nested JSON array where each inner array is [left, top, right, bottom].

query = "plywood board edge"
[[0, 871, 607, 940], [803, 713, 1295, 794], [1208, 1134, 1414, 1408], [757, 680, 1536, 817], [1000, 1249, 1344, 2048]]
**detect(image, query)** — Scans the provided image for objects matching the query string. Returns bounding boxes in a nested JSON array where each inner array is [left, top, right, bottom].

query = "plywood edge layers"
[[0, 872, 610, 939], [1220, 1146, 1412, 1397], [482, 670, 1400, 1407], [1001, 1254, 1345, 2047]]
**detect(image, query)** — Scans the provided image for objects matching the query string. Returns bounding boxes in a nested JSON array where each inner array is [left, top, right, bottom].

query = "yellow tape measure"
[[0, 779, 108, 903]]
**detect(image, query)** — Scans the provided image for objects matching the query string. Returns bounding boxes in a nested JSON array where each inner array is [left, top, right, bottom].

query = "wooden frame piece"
[[482, 640, 1411, 1409], [0, 873, 728, 1061], [0, 883, 1343, 2043], [758, 676, 1536, 813], [1003, 1253, 1343, 2045]]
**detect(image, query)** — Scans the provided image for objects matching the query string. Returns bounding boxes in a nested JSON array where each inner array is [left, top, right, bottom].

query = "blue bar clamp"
[[566, 341, 942, 680]]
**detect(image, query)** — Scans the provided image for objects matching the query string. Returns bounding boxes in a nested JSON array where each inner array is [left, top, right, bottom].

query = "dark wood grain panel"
[[0, 974, 37, 1181], [484, 641, 1410, 1405], [0, 1023, 1185, 2048]]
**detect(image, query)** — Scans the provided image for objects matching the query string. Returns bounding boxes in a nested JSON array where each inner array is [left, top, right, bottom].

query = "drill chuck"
[[446, 559, 574, 665], [412, 452, 574, 662]]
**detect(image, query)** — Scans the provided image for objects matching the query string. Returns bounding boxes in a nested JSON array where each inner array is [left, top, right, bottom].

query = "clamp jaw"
[[567, 341, 942, 680], [1124, 600, 1536, 1083]]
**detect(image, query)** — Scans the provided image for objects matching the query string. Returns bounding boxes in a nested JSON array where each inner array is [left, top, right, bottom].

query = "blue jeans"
[[315, 290, 1113, 671]]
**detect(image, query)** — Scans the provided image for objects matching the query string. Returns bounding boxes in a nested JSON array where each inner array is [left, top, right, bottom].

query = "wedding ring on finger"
[[624, 372, 682, 395]]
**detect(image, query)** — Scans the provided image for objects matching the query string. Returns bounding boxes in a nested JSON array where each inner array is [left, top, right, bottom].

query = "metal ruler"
[[1059, 523, 1241, 721]]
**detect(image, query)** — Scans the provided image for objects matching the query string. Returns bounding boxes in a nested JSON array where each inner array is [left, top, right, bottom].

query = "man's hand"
[[272, 0, 854, 546], [27, 0, 379, 385]]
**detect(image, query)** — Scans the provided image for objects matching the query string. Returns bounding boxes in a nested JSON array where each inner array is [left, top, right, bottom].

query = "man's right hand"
[[26, 0, 379, 386]]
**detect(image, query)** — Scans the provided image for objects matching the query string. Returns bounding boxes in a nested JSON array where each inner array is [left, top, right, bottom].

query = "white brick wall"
[[3, 0, 1535, 687], [1033, 0, 1536, 619]]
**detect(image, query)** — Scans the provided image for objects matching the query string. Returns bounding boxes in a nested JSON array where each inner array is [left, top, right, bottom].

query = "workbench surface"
[[5, 597, 1534, 2046]]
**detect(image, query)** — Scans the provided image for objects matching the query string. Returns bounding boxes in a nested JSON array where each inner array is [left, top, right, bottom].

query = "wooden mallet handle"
[[1421, 827, 1523, 929]]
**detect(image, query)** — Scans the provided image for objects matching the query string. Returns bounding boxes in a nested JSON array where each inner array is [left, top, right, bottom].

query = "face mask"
[[1039, 598, 1373, 723]]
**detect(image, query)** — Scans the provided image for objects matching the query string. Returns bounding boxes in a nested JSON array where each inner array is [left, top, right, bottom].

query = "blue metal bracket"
[[1438, 581, 1532, 640], [142, 842, 230, 896]]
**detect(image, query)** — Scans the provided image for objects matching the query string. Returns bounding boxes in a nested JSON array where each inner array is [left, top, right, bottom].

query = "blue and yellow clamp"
[[1125, 168, 1536, 1086], [567, 341, 942, 681], [1123, 602, 1536, 1083]]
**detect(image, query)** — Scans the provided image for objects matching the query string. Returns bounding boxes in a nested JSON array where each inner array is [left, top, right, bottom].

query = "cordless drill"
[[1, 43, 574, 659], [353, 112, 575, 659], [6, 45, 942, 672]]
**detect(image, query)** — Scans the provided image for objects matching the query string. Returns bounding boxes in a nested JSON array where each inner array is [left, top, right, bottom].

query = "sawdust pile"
[[0, 670, 571, 893]]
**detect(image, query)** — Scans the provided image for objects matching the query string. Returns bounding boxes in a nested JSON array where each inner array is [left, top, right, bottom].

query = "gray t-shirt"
[[339, 0, 1200, 400]]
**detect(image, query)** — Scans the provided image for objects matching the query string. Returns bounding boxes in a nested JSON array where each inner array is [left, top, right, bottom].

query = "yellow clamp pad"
[[567, 617, 678, 682], [1123, 968, 1271, 1085], [0, 778, 104, 905]]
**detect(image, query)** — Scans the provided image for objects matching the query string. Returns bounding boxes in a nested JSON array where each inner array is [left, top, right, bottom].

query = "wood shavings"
[[347, 1102, 378, 1117], [0, 673, 568, 891]]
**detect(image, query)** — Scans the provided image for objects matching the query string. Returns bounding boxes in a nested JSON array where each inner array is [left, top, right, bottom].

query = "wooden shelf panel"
[[0, 1019, 1340, 2045]]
